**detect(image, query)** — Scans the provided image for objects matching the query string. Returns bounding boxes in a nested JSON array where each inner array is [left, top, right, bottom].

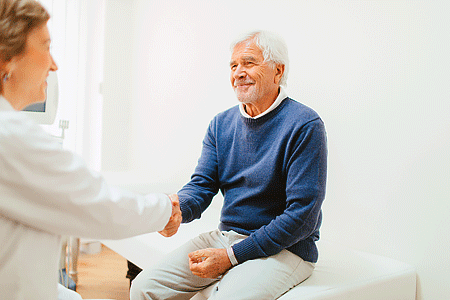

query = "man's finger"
[[189, 250, 208, 261]]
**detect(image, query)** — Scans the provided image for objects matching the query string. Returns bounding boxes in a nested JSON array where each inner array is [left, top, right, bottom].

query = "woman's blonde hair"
[[0, 0, 49, 92]]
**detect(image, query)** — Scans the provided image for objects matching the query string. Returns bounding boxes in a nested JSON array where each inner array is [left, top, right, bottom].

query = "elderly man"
[[130, 30, 327, 300]]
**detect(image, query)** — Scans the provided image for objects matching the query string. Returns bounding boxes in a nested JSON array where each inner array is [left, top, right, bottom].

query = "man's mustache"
[[234, 81, 255, 87]]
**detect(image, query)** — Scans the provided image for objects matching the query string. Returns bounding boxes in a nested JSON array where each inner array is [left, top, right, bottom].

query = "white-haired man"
[[131, 30, 328, 300]]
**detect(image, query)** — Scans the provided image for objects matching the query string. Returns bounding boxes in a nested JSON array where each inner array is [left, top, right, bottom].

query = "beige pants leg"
[[130, 230, 225, 300], [209, 248, 314, 300], [130, 229, 314, 300]]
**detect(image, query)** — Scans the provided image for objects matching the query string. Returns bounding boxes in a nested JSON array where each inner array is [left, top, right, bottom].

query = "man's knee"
[[129, 271, 154, 300], [130, 267, 182, 300]]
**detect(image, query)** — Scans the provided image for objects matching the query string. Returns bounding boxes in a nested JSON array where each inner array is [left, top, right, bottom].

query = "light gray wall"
[[102, 1, 450, 298], [102, 0, 134, 171]]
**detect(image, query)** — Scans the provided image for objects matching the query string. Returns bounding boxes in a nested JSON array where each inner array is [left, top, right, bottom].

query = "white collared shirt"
[[239, 86, 288, 119]]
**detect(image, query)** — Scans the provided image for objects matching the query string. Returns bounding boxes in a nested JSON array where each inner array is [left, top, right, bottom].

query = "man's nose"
[[233, 65, 246, 79]]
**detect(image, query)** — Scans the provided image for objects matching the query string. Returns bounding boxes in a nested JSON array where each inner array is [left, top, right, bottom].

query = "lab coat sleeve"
[[0, 114, 172, 239]]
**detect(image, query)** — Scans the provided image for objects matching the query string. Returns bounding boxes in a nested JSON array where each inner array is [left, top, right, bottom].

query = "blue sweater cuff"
[[231, 236, 265, 264], [179, 197, 194, 223]]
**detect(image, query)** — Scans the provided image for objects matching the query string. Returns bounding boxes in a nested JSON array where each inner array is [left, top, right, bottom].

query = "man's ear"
[[274, 64, 285, 85]]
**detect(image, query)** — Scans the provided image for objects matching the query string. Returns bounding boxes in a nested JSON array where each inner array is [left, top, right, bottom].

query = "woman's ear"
[[1, 68, 11, 82], [1, 58, 16, 79], [0, 61, 6, 79]]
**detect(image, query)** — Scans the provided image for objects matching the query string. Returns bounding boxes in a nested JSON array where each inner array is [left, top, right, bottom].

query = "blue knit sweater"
[[178, 98, 327, 263]]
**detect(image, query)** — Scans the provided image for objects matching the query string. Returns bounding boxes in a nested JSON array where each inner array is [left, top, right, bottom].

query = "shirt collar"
[[239, 86, 288, 119], [0, 96, 15, 112]]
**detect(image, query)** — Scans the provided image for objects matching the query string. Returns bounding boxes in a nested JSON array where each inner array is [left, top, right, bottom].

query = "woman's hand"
[[158, 194, 182, 237]]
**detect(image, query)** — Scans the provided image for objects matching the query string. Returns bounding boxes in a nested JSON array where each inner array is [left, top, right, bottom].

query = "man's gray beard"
[[233, 87, 259, 104]]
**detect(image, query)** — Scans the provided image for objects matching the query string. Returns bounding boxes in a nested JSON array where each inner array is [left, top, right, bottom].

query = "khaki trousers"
[[130, 229, 314, 300]]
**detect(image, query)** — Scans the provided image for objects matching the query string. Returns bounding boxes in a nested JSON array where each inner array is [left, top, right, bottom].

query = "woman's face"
[[8, 22, 58, 109]]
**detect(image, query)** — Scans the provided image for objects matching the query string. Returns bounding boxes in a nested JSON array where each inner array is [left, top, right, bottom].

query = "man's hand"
[[188, 248, 232, 278], [158, 194, 182, 237]]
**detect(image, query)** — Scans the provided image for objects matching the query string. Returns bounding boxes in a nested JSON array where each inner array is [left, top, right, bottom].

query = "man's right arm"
[[178, 119, 220, 223]]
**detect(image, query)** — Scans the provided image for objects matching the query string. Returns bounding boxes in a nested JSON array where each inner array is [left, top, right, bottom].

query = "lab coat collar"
[[0, 96, 15, 112]]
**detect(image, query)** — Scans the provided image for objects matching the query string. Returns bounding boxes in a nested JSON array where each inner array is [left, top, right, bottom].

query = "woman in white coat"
[[0, 1, 181, 299]]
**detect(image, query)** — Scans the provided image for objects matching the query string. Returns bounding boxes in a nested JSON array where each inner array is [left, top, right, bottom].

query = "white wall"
[[38, 0, 105, 171], [102, 1, 450, 299], [38, 0, 81, 152]]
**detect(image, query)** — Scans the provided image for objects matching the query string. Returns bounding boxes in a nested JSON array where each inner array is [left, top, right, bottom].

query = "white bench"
[[101, 175, 416, 299], [102, 205, 415, 300], [193, 240, 416, 300]]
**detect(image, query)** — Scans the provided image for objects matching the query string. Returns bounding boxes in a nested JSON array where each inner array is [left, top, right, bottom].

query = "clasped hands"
[[158, 194, 182, 237], [158, 194, 232, 278]]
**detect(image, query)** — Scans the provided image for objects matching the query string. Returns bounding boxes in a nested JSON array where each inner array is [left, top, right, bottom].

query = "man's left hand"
[[188, 248, 232, 278]]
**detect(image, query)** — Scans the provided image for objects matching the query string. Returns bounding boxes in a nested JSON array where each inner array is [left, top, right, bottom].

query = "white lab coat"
[[0, 96, 172, 299]]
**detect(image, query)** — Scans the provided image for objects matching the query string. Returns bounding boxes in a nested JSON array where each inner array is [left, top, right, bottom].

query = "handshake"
[[158, 194, 182, 237], [157, 194, 232, 278]]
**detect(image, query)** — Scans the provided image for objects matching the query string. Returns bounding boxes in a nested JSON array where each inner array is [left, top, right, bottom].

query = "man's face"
[[230, 39, 279, 105]]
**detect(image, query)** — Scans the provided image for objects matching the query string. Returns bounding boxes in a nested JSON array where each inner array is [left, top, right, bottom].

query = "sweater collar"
[[239, 87, 288, 119]]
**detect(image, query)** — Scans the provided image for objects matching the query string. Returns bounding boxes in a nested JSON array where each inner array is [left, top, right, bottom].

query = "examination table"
[[101, 174, 416, 299], [102, 204, 416, 300]]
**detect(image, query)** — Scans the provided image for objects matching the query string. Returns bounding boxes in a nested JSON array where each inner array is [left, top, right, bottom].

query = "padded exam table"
[[102, 205, 416, 300]]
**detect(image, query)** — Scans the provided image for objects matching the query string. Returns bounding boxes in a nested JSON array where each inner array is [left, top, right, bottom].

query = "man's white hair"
[[230, 30, 289, 87]]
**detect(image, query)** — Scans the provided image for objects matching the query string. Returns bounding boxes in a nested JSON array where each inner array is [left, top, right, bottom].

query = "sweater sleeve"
[[231, 118, 327, 263], [0, 114, 172, 239], [178, 119, 220, 222]]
